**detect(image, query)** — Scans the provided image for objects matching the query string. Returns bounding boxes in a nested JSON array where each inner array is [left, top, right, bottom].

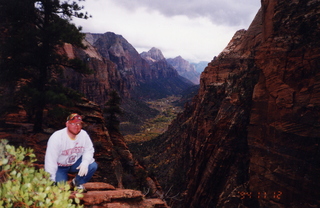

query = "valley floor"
[[123, 96, 182, 144]]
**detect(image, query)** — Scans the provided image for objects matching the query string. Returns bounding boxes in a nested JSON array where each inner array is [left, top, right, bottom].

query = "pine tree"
[[0, 0, 92, 132]]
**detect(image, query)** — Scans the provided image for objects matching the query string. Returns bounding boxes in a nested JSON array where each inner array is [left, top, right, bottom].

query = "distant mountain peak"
[[167, 56, 200, 84], [140, 47, 165, 63]]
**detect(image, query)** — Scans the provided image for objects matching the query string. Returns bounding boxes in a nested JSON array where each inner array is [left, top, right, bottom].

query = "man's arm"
[[44, 133, 60, 181], [76, 131, 95, 176], [81, 131, 95, 164]]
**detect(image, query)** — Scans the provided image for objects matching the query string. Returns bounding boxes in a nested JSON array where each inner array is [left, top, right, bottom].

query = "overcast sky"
[[72, 0, 261, 63]]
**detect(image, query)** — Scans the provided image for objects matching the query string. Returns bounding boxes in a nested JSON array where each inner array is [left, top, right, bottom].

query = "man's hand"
[[77, 162, 89, 176]]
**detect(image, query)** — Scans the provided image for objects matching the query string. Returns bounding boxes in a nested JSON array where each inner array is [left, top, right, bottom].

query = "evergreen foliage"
[[0, 140, 83, 207], [104, 90, 123, 132], [0, 0, 92, 132]]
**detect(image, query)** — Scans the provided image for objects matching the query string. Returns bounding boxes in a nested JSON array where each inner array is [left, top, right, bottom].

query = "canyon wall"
[[60, 32, 194, 130], [146, 0, 320, 207]]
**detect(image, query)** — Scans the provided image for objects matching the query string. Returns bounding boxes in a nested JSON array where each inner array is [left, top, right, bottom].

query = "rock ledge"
[[78, 182, 169, 208]]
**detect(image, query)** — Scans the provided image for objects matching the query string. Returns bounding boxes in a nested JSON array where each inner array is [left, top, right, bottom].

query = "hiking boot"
[[72, 178, 86, 192]]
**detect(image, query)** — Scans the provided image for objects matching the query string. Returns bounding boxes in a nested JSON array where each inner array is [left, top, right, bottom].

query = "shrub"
[[0, 140, 83, 207]]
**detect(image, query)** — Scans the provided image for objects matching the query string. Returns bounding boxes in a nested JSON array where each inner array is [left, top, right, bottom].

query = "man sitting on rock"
[[45, 113, 98, 190]]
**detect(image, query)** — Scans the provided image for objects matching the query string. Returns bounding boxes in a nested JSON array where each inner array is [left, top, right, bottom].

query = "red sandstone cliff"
[[142, 0, 320, 207], [61, 40, 129, 104]]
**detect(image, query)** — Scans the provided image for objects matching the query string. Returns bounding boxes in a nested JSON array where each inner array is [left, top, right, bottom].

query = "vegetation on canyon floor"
[[123, 96, 183, 144]]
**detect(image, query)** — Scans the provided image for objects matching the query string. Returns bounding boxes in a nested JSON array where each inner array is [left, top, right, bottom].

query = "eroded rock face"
[[248, 1, 320, 207], [147, 0, 320, 207], [61, 40, 130, 104]]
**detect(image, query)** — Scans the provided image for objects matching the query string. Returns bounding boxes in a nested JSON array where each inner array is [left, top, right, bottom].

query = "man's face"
[[66, 114, 83, 137], [66, 121, 82, 136]]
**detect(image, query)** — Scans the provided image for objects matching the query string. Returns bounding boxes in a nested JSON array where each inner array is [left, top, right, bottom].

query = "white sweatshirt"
[[44, 127, 95, 181]]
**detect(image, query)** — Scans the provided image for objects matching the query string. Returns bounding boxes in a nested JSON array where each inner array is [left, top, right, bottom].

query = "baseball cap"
[[67, 113, 83, 123]]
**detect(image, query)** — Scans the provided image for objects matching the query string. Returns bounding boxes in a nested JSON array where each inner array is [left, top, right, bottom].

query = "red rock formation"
[[79, 182, 169, 207], [144, 0, 320, 207], [247, 1, 320, 207], [61, 40, 130, 104]]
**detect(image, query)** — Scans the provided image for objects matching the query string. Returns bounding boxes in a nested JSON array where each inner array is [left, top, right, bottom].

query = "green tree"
[[0, 0, 92, 132], [103, 90, 123, 132]]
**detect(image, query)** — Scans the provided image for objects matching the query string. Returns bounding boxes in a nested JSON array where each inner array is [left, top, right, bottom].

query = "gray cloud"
[[74, 0, 261, 62], [114, 0, 261, 26]]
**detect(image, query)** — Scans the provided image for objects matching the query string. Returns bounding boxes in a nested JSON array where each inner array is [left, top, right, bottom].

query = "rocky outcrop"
[[144, 0, 320, 207], [78, 182, 169, 208], [167, 56, 200, 84]]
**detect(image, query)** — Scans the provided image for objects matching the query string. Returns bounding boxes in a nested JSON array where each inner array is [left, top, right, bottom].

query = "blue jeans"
[[55, 157, 98, 185]]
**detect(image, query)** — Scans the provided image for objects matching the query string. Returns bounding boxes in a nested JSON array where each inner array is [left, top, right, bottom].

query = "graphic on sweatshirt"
[[57, 142, 85, 166], [66, 153, 77, 165]]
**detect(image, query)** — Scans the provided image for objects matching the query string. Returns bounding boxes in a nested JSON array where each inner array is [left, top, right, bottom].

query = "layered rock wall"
[[248, 0, 320, 207], [148, 0, 320, 207]]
